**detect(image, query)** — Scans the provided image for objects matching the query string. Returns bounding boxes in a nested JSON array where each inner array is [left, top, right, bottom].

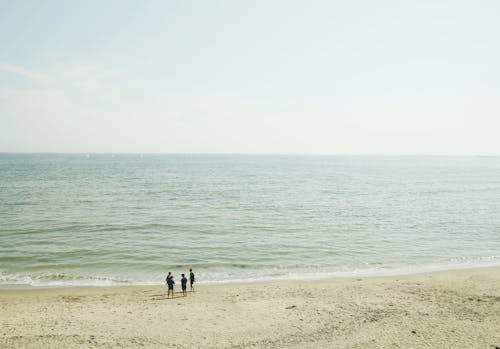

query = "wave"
[[2, 223, 185, 236], [0, 272, 133, 287], [2, 255, 500, 289]]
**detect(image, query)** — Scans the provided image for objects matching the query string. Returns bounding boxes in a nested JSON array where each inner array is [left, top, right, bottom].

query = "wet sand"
[[1, 267, 500, 348]]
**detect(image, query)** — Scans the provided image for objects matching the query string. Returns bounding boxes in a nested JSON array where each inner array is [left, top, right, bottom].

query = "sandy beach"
[[1, 267, 500, 349]]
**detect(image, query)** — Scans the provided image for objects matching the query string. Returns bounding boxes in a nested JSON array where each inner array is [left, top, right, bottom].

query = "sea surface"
[[1, 154, 499, 288]]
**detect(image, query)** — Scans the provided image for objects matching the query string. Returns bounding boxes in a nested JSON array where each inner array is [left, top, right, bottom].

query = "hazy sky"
[[1, 0, 499, 154]]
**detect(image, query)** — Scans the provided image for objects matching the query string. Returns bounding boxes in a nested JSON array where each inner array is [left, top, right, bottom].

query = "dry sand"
[[1, 267, 500, 349]]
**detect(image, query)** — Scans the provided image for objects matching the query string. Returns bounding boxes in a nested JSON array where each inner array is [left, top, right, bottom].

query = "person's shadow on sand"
[[151, 291, 188, 300]]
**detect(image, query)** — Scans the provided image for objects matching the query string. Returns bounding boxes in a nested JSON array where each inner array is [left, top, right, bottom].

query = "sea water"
[[1, 154, 499, 287]]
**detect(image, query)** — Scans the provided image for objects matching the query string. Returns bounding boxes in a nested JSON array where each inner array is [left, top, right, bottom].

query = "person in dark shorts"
[[181, 274, 188, 296], [189, 268, 195, 292], [166, 273, 175, 298], [165, 271, 171, 292]]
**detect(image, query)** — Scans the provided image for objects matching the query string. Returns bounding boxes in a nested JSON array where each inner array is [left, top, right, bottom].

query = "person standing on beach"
[[166, 273, 175, 298], [165, 271, 171, 293], [189, 268, 195, 292], [181, 274, 188, 296]]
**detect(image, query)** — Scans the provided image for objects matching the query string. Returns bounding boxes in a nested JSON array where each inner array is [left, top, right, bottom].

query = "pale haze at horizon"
[[1, 1, 499, 155]]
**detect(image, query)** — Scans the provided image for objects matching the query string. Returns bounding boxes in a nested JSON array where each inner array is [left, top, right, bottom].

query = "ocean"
[[1, 154, 499, 288]]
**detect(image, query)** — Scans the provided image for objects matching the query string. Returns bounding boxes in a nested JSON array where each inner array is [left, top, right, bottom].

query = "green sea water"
[[1, 154, 499, 287]]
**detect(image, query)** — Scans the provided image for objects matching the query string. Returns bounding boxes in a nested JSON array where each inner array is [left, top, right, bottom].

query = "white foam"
[[2, 256, 500, 289]]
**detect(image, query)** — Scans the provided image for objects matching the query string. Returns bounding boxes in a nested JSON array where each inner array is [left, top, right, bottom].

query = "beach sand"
[[1, 267, 500, 349]]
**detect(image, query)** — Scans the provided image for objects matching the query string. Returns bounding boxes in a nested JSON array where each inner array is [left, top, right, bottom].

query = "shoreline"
[[2, 266, 500, 348], [2, 261, 500, 291], [2, 264, 500, 291]]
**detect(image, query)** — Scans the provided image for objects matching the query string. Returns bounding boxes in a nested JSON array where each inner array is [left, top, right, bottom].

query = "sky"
[[1, 0, 499, 155]]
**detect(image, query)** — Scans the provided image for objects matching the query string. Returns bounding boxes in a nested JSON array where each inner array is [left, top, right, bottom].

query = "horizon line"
[[0, 151, 498, 157]]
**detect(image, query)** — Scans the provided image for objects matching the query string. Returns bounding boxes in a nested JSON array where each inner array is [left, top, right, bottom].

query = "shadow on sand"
[[150, 290, 192, 301]]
